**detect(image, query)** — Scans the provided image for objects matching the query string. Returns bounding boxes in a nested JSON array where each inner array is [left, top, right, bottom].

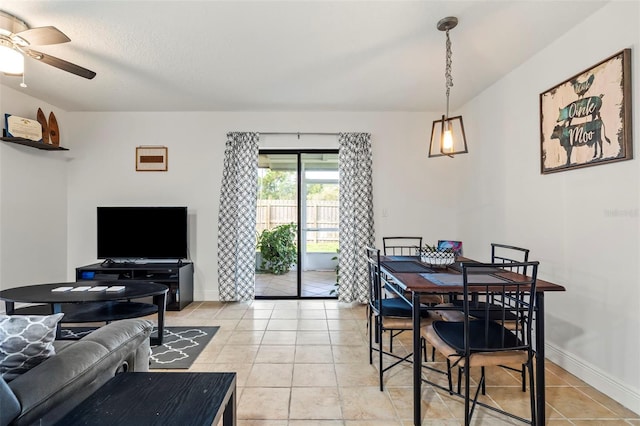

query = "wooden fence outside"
[[256, 200, 339, 243]]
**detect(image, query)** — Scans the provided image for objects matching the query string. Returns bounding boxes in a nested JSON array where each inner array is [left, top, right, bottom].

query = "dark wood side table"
[[55, 372, 237, 426]]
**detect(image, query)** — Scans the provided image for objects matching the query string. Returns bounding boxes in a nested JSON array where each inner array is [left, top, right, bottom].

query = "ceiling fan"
[[0, 10, 96, 79]]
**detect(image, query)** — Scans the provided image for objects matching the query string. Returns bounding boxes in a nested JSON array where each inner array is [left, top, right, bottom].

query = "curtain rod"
[[259, 132, 339, 137]]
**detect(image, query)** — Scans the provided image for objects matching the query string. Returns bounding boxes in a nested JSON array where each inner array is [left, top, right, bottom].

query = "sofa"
[[1, 318, 153, 426]]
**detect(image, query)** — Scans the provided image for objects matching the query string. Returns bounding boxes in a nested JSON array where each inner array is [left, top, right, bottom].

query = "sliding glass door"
[[255, 150, 339, 298]]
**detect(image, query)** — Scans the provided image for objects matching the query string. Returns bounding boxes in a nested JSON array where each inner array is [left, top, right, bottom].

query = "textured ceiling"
[[0, 1, 607, 112]]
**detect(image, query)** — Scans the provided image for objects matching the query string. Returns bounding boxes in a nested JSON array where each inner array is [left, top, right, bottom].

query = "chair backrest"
[[460, 261, 539, 355], [382, 237, 422, 256], [491, 243, 530, 275], [365, 246, 383, 313]]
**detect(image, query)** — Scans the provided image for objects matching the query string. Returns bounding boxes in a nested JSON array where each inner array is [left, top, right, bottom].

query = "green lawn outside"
[[306, 241, 339, 253]]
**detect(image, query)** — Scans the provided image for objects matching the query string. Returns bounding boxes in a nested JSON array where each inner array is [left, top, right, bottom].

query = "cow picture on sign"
[[540, 49, 632, 174]]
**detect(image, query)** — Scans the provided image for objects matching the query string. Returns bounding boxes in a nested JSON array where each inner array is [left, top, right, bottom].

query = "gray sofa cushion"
[[0, 376, 20, 426], [8, 319, 153, 426]]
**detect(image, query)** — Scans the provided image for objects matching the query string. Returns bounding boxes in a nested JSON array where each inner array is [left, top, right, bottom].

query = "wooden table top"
[[381, 257, 566, 294]]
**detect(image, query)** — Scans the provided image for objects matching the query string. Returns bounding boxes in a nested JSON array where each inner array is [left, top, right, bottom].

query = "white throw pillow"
[[0, 313, 64, 381]]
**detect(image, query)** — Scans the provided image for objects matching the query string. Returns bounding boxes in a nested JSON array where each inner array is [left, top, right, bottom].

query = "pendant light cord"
[[444, 29, 453, 119]]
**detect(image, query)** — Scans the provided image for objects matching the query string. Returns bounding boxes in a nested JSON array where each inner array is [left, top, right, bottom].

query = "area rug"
[[150, 326, 219, 369], [60, 326, 218, 369]]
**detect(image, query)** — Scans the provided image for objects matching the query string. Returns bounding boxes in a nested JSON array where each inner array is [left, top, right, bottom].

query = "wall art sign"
[[540, 49, 632, 174], [136, 146, 168, 171]]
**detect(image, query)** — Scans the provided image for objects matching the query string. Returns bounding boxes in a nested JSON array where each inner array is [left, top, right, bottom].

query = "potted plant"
[[419, 244, 455, 267], [256, 223, 297, 275]]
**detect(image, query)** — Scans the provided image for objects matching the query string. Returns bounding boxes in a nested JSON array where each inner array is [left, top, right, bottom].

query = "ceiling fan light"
[[0, 41, 24, 75]]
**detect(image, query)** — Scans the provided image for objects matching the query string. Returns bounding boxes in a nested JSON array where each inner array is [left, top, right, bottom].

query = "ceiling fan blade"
[[27, 49, 96, 79], [16, 26, 70, 45]]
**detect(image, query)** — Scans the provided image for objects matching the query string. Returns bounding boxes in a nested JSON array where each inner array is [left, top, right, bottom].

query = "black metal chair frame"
[[446, 243, 532, 391], [382, 236, 423, 256], [424, 261, 539, 425], [366, 246, 427, 391]]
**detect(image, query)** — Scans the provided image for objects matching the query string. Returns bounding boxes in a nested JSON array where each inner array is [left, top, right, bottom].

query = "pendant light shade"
[[429, 115, 468, 157], [428, 17, 468, 158]]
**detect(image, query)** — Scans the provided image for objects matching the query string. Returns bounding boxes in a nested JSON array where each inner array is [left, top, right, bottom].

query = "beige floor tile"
[[246, 363, 293, 387], [270, 309, 299, 319], [255, 345, 296, 363], [236, 420, 288, 426], [339, 386, 397, 420], [297, 331, 331, 345], [387, 387, 454, 421], [332, 345, 370, 364], [226, 330, 265, 345], [335, 363, 380, 387], [215, 345, 259, 363], [344, 421, 404, 426], [295, 345, 334, 363], [546, 386, 618, 419], [242, 311, 274, 320], [576, 386, 640, 419], [236, 319, 270, 330], [262, 330, 297, 345], [299, 318, 329, 331], [289, 387, 342, 419], [328, 319, 362, 331], [299, 310, 328, 319], [293, 363, 337, 387], [237, 387, 291, 420], [331, 331, 367, 346], [216, 308, 248, 319], [289, 421, 344, 426], [267, 319, 299, 331]]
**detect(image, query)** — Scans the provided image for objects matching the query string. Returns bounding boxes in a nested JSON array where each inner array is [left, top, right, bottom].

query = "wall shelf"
[[1, 137, 69, 151]]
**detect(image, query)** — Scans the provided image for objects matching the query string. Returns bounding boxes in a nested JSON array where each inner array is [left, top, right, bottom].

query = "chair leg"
[[528, 359, 536, 425], [446, 359, 454, 394], [421, 338, 427, 362], [377, 318, 384, 391], [481, 366, 486, 395], [368, 312, 373, 365], [464, 361, 471, 426], [521, 363, 526, 392]]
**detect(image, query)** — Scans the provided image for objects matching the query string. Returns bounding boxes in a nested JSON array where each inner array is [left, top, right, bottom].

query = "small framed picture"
[[136, 146, 168, 171]]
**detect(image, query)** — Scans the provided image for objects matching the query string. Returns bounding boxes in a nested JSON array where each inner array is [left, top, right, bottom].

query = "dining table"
[[379, 256, 566, 426]]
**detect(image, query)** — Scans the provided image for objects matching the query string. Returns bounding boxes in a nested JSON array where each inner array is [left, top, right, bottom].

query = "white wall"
[[0, 87, 69, 291], [458, 1, 640, 413], [65, 111, 462, 301]]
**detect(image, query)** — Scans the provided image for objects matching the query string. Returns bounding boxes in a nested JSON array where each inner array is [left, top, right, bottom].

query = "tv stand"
[[76, 262, 194, 311]]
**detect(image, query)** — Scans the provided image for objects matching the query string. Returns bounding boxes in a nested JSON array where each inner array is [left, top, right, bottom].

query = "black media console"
[[76, 262, 194, 311]]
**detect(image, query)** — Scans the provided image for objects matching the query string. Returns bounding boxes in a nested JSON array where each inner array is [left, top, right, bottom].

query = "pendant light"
[[428, 16, 468, 158]]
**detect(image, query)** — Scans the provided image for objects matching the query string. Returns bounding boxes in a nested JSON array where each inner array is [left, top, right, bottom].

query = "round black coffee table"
[[0, 281, 168, 345]]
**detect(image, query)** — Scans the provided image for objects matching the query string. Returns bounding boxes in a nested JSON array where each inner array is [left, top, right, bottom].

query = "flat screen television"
[[97, 207, 188, 260]]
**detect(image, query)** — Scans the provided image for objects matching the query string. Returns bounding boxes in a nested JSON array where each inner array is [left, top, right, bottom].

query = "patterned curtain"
[[338, 132, 374, 303], [217, 132, 259, 301]]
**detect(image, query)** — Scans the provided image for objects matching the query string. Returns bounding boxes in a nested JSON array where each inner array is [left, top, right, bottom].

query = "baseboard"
[[545, 342, 640, 415]]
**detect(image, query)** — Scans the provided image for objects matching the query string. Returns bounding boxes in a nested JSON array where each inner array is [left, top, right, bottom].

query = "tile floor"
[[161, 300, 640, 425], [255, 270, 336, 297]]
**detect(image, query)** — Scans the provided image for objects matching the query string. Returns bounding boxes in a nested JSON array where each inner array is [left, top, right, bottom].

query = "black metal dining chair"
[[434, 243, 532, 390], [382, 237, 422, 256], [366, 246, 430, 391], [422, 261, 539, 425]]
